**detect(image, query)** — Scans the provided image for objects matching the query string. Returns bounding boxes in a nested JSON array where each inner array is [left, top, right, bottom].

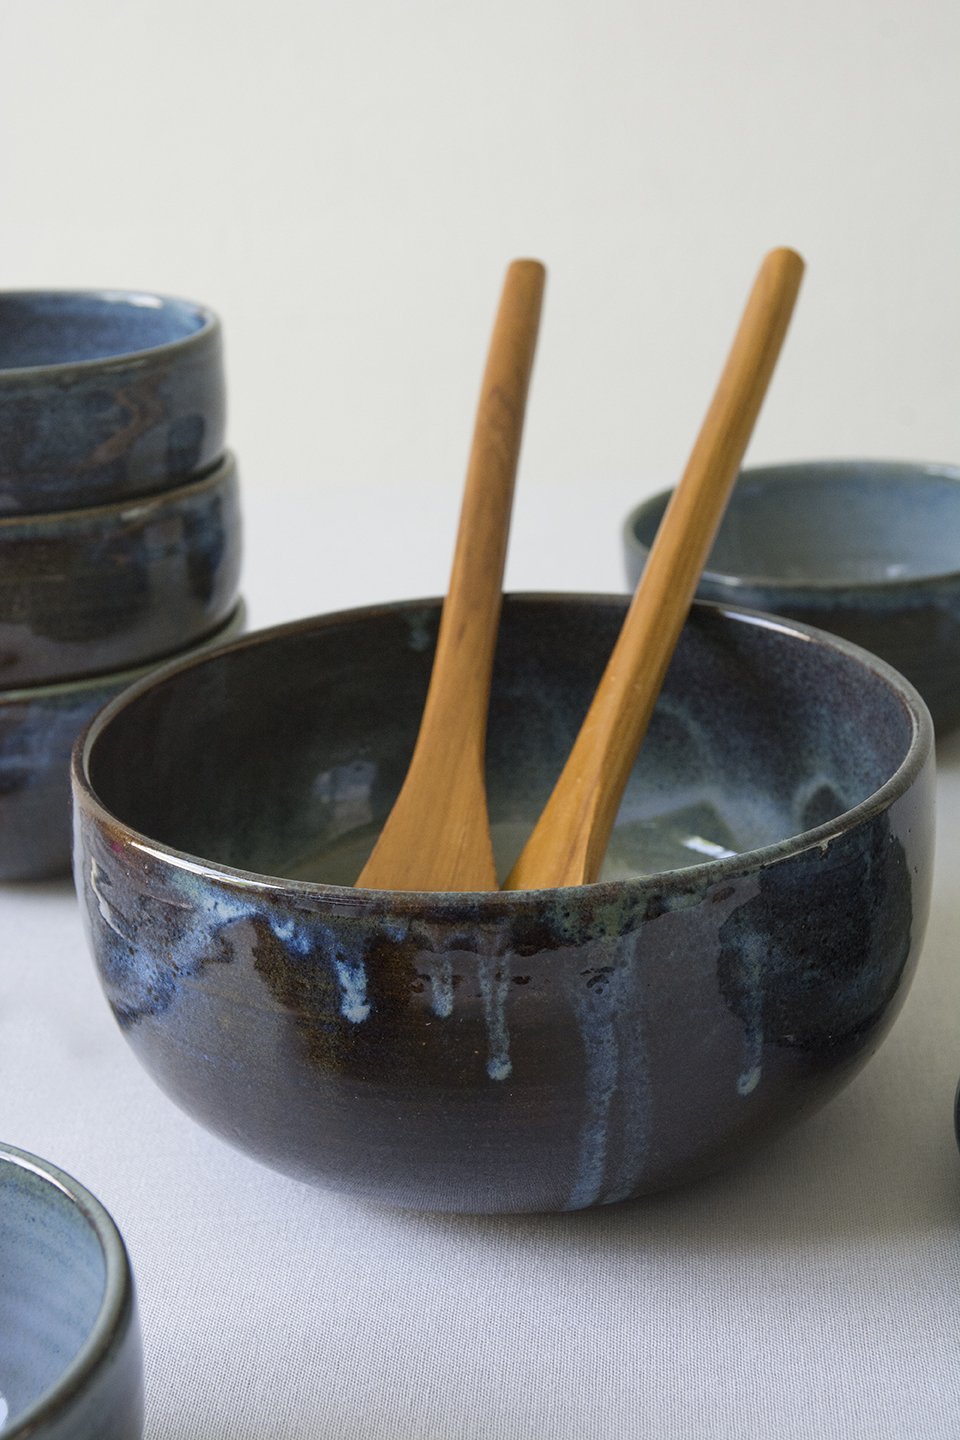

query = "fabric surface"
[[2, 745, 958, 1439]]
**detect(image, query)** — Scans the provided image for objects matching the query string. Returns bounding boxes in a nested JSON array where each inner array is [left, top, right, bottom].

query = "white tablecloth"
[[3, 1, 960, 1433], [5, 764, 960, 1439]]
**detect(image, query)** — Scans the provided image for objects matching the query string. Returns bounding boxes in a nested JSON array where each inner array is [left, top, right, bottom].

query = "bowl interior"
[[632, 463, 960, 586], [84, 597, 916, 887], [0, 1156, 106, 1430], [0, 292, 208, 371]]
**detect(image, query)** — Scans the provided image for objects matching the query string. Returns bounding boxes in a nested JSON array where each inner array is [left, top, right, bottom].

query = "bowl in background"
[[0, 452, 242, 686], [624, 460, 960, 732], [0, 1143, 142, 1439], [72, 595, 934, 1213], [0, 289, 225, 516], [0, 600, 245, 883]]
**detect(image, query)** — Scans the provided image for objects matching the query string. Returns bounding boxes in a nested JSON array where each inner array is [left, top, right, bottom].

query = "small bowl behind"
[[0, 453, 242, 686], [0, 600, 245, 883], [0, 289, 225, 516], [73, 595, 934, 1213], [624, 460, 960, 732], [0, 1143, 142, 1439]]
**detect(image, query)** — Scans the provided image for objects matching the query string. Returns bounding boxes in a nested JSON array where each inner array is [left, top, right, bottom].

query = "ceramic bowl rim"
[[0, 598, 247, 706], [0, 450, 236, 533], [72, 593, 934, 914], [0, 1142, 135, 1439], [0, 288, 219, 384], [623, 459, 960, 594]]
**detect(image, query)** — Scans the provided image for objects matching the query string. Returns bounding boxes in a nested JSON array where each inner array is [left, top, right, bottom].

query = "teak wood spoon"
[[356, 258, 546, 892], [504, 246, 805, 891]]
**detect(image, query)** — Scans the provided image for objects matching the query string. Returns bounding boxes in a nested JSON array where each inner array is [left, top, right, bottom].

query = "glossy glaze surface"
[[0, 602, 245, 884], [624, 461, 960, 731], [0, 290, 225, 515], [0, 453, 241, 686], [73, 596, 934, 1213], [0, 1144, 142, 1439]]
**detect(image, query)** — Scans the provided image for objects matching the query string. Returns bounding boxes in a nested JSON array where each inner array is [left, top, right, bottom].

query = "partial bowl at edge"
[[0, 1142, 142, 1439], [624, 459, 960, 732]]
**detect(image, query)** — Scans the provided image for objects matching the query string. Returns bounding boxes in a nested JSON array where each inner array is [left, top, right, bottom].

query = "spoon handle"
[[356, 258, 545, 891], [505, 247, 805, 891], [421, 259, 546, 726]]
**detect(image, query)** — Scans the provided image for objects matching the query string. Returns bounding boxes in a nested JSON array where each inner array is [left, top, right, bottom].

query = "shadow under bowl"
[[72, 595, 934, 1214], [0, 1143, 142, 1440], [624, 460, 960, 732], [0, 452, 242, 687], [0, 289, 225, 515], [0, 600, 245, 883]]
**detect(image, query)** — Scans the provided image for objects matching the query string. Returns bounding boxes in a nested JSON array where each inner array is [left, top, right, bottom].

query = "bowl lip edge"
[[0, 597, 246, 705], [71, 593, 935, 912], [0, 449, 237, 533], [0, 287, 220, 384], [0, 1142, 137, 1438], [623, 459, 960, 593]]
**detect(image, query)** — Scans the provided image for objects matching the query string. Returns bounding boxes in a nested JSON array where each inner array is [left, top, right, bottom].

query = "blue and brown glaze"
[[0, 1144, 143, 1439], [72, 596, 935, 1213], [0, 453, 241, 686], [0, 602, 245, 884], [624, 461, 960, 733], [0, 290, 225, 516]]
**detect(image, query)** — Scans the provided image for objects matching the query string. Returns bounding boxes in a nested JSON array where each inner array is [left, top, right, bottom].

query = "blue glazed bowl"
[[0, 289, 225, 516], [72, 595, 934, 1214], [0, 600, 245, 883], [0, 452, 242, 687], [0, 1143, 142, 1439], [624, 460, 960, 733]]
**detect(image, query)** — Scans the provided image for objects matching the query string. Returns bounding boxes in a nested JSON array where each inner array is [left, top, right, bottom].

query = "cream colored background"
[[3, 0, 959, 624], [2, 2, 960, 1436]]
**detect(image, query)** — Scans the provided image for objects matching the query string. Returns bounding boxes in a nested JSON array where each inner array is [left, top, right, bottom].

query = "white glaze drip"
[[428, 955, 455, 1018], [333, 956, 371, 1023], [566, 1003, 619, 1210], [477, 956, 512, 1081]]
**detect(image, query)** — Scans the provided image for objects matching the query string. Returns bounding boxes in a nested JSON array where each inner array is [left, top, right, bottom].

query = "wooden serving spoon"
[[504, 246, 805, 891], [356, 258, 546, 892]]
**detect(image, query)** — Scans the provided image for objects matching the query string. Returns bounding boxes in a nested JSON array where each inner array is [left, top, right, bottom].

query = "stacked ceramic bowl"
[[623, 460, 960, 733], [0, 290, 244, 882]]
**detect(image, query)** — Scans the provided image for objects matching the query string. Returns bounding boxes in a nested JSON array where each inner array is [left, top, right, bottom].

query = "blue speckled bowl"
[[0, 452, 242, 687], [0, 600, 245, 884], [624, 461, 960, 733], [0, 289, 225, 516], [72, 595, 934, 1213], [0, 1143, 142, 1439]]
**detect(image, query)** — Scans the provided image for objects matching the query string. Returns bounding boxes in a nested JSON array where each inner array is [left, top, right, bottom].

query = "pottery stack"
[[0, 290, 244, 882]]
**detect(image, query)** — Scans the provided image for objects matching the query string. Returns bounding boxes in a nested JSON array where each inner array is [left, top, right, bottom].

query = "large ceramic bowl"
[[0, 452, 241, 686], [0, 601, 245, 884], [0, 289, 225, 516], [73, 596, 934, 1214], [624, 460, 960, 732], [0, 1143, 142, 1439]]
